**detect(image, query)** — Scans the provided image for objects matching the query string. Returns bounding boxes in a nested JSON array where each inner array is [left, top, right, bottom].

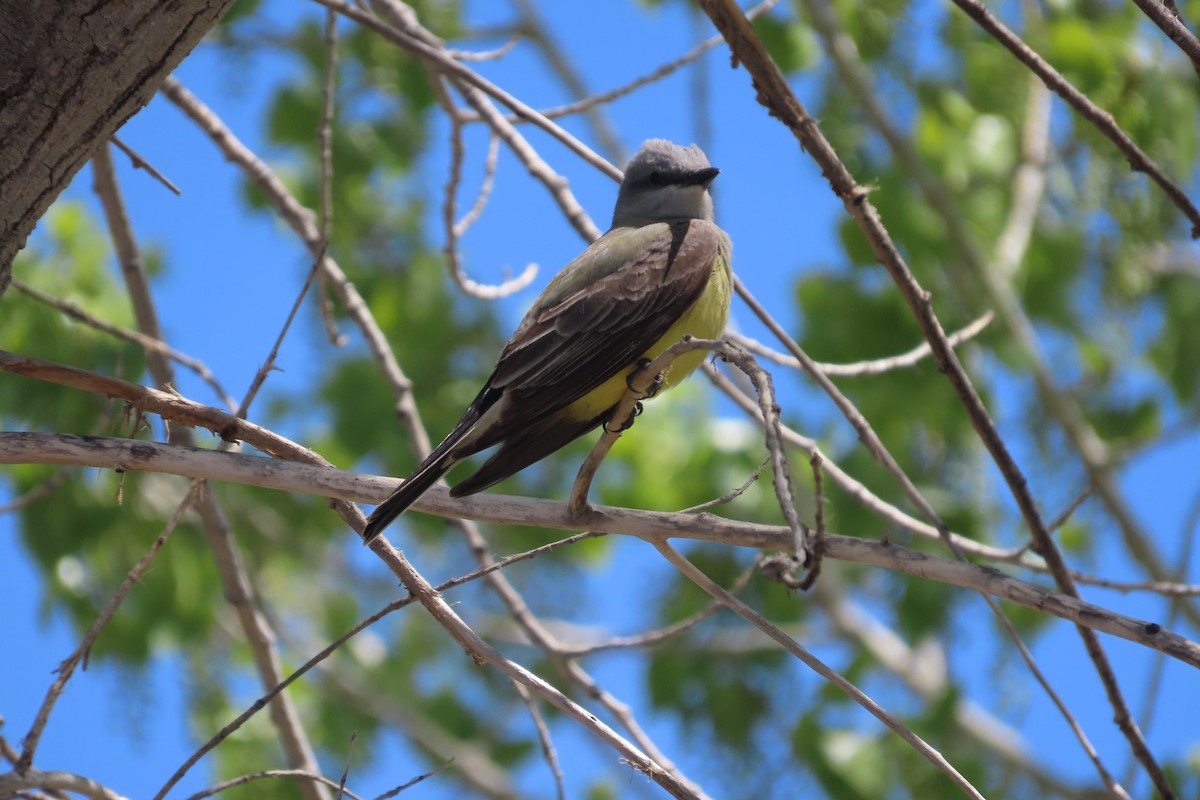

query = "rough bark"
[[0, 0, 235, 291]]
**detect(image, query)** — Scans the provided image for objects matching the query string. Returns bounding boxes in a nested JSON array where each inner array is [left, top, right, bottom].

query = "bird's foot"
[[627, 358, 665, 398], [603, 400, 644, 433]]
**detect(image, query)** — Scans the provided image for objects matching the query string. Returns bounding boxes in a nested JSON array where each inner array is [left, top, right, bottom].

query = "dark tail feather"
[[362, 449, 456, 543], [362, 384, 502, 544], [448, 412, 604, 499]]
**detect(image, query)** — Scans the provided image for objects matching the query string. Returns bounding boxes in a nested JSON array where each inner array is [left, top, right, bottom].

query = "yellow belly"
[[564, 254, 732, 421]]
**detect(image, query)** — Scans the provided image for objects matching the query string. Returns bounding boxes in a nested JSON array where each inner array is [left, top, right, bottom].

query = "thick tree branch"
[[0, 0, 236, 281], [2, 431, 1197, 671]]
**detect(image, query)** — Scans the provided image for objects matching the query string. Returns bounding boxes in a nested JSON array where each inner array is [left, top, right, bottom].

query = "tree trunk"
[[0, 0, 235, 291]]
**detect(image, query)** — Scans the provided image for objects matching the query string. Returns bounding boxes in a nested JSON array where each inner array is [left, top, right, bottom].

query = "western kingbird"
[[363, 139, 732, 543]]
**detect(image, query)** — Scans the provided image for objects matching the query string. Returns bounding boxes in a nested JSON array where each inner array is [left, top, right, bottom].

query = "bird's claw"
[[627, 358, 664, 398], [603, 401, 644, 433]]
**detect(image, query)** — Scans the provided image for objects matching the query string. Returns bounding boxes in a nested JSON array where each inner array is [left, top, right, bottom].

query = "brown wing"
[[461, 219, 720, 453]]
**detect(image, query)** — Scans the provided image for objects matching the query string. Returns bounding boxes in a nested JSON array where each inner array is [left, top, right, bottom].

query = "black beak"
[[687, 166, 720, 187]]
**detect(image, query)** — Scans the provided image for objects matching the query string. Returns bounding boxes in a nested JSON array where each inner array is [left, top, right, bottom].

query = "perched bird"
[[363, 139, 732, 543]]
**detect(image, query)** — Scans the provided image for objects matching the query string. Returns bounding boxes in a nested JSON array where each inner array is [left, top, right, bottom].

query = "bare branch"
[[8, 277, 237, 410], [1128, 0, 1200, 80], [445, 33, 520, 62], [316, 0, 621, 181], [467, 0, 781, 127], [110, 135, 181, 196], [454, 130, 500, 237], [182, 770, 366, 800], [315, 7, 345, 346], [91, 143, 331, 800], [336, 731, 356, 800], [653, 540, 986, 800], [441, 98, 539, 298], [696, 4, 1171, 792], [994, 78, 1052, 280], [729, 312, 993, 377], [0, 468, 70, 514], [16, 481, 201, 771], [3, 431, 1198, 671], [947, 0, 1200, 238], [510, 681, 566, 800], [560, 566, 755, 657], [812, 580, 1108, 798], [797, 452, 825, 591], [235, 255, 326, 418], [0, 769, 130, 800], [159, 70, 707, 790]]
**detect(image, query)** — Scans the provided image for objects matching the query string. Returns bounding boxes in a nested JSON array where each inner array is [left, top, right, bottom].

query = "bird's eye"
[[647, 171, 664, 186]]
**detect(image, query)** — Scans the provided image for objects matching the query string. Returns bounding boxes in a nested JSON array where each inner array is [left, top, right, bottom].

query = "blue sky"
[[3, 1, 1199, 797]]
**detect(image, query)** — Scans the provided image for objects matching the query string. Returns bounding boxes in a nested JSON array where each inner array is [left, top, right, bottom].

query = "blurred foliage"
[[3, 0, 1200, 798]]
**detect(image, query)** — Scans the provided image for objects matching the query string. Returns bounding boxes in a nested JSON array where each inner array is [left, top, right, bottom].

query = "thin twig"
[[1049, 483, 1094, 532], [235, 253, 326, 419], [454, 130, 500, 237], [315, 7, 346, 346], [510, 682, 566, 800], [9, 277, 237, 410], [653, 540, 986, 800], [994, 77, 1052, 280], [441, 98, 537, 298], [948, 0, 1200, 238], [373, 761, 451, 799], [0, 468, 70, 514], [680, 457, 769, 514], [336, 730, 357, 800], [698, 4, 1156, 793], [319, 0, 621, 181], [182, 770, 365, 800], [110, 134, 181, 196], [16, 481, 202, 771], [1128, 0, 1200, 81], [560, 565, 755, 657], [729, 312, 993, 377], [445, 33, 520, 62], [797, 453, 825, 591], [466, 0, 781, 127]]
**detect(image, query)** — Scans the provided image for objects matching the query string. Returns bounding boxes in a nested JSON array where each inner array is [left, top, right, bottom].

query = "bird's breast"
[[562, 252, 732, 422]]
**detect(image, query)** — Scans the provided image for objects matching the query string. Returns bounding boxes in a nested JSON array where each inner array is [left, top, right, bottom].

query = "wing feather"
[[456, 219, 720, 455]]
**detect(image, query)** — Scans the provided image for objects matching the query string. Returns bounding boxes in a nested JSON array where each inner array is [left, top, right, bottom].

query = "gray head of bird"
[[611, 139, 719, 228]]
